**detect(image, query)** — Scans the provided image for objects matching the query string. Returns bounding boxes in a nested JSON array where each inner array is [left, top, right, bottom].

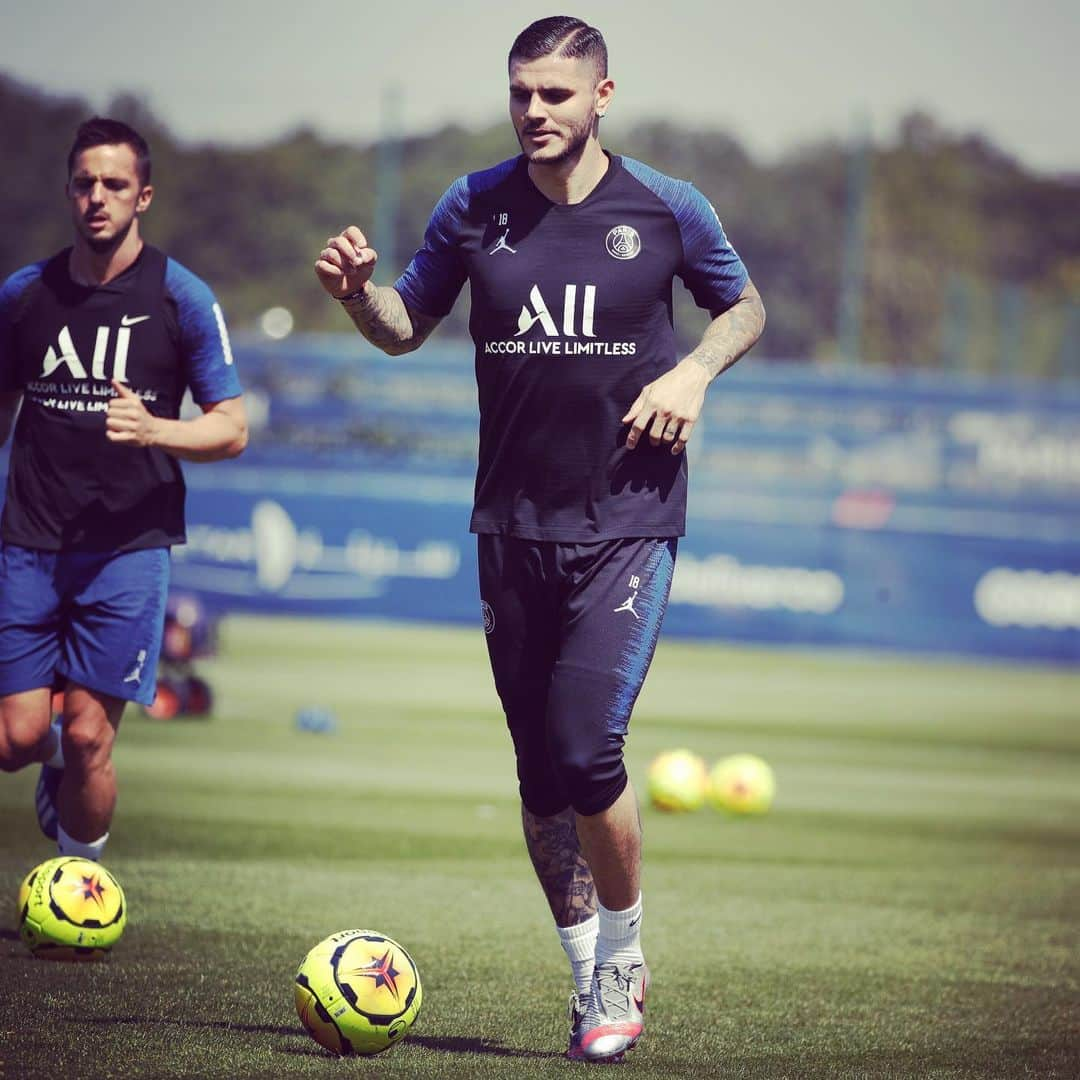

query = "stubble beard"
[[521, 109, 596, 168], [80, 213, 135, 255]]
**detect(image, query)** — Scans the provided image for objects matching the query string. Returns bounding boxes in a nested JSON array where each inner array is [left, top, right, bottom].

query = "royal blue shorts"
[[478, 534, 677, 817], [0, 543, 170, 707]]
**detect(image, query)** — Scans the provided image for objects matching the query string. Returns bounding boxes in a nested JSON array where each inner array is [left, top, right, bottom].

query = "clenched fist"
[[106, 379, 158, 447], [315, 226, 378, 299]]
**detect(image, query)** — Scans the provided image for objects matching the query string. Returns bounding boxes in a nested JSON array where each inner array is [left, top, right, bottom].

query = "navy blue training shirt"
[[395, 153, 749, 542], [0, 245, 242, 552]]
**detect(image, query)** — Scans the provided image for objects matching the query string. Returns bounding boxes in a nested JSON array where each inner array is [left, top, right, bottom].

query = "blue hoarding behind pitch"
[[4, 337, 1078, 662], [165, 340, 1080, 664]]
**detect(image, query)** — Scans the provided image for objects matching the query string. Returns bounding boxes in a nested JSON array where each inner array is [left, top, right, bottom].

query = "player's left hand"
[[106, 380, 158, 447], [622, 358, 711, 455]]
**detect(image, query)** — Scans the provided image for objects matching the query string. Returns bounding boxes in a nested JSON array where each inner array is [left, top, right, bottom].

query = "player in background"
[[315, 16, 764, 1063], [0, 118, 247, 864]]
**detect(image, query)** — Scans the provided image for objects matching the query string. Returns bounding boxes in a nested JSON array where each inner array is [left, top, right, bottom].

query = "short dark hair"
[[67, 117, 152, 187], [508, 16, 608, 80]]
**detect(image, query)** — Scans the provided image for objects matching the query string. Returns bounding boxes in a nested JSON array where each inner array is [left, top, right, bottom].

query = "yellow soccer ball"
[[18, 856, 127, 960], [295, 929, 422, 1056], [708, 754, 776, 815], [17, 863, 37, 915], [647, 749, 708, 812]]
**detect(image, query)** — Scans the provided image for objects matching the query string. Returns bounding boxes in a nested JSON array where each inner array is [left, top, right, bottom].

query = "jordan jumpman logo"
[[488, 229, 517, 255]]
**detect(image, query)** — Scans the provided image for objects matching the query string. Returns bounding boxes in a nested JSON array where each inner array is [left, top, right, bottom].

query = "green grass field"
[[1, 616, 1078, 1079]]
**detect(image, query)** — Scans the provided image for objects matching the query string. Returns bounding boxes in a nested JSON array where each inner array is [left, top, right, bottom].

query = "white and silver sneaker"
[[566, 990, 588, 1061], [578, 960, 648, 1062]]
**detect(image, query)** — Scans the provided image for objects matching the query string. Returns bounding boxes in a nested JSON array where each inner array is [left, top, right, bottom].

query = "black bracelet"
[[336, 287, 367, 303]]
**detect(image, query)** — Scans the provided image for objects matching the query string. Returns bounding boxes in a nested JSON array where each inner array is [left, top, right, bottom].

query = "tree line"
[[3, 74, 1077, 375]]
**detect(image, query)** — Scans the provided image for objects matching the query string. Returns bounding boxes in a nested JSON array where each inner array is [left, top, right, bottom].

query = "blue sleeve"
[[393, 177, 469, 318], [0, 263, 45, 392], [672, 183, 749, 314], [165, 259, 243, 405], [621, 158, 748, 314]]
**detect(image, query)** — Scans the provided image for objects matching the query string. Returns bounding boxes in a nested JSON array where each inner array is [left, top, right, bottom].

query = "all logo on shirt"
[[516, 284, 597, 338], [483, 283, 636, 357], [606, 225, 641, 260], [39, 319, 150, 381]]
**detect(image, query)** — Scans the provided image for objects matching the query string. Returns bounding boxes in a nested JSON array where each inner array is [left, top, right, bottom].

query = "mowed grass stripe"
[[1, 614, 1077, 1079]]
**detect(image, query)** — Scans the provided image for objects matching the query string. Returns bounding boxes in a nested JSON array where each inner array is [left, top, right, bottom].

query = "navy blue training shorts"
[[0, 543, 170, 707], [478, 534, 677, 817]]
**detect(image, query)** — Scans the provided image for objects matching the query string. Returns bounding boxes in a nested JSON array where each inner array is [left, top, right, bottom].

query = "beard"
[[81, 214, 134, 255], [519, 109, 596, 167]]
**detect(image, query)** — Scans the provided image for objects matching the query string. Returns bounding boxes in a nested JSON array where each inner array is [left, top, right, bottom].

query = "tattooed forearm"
[[521, 805, 598, 928], [689, 280, 766, 380], [339, 284, 438, 356]]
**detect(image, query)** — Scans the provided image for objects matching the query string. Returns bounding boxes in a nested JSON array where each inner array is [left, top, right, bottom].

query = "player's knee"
[[567, 766, 628, 817], [0, 731, 33, 771], [0, 700, 51, 770], [553, 741, 628, 818], [505, 699, 571, 817], [519, 777, 572, 818], [61, 714, 115, 766], [516, 748, 572, 818]]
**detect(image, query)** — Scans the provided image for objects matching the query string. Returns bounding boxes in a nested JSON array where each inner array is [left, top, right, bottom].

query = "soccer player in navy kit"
[[315, 17, 765, 1062], [0, 118, 247, 864]]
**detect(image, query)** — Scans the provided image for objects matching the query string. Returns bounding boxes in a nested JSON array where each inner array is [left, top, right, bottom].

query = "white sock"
[[558, 914, 599, 999], [57, 824, 109, 862], [594, 893, 644, 971], [43, 719, 64, 769]]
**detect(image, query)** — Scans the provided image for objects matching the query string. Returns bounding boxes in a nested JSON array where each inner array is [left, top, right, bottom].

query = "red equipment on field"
[[143, 593, 218, 720]]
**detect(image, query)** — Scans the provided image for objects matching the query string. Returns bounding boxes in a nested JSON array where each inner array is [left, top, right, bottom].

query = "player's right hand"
[[315, 226, 378, 299]]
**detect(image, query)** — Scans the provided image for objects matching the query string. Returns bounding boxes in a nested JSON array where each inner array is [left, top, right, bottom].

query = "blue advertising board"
[[170, 459, 1078, 663], [4, 337, 1079, 663]]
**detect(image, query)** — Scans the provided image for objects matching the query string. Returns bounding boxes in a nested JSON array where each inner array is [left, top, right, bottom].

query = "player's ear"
[[595, 77, 615, 118], [136, 185, 154, 213]]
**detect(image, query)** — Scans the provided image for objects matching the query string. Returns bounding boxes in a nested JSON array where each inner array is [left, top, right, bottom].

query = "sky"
[[3, 0, 1078, 174]]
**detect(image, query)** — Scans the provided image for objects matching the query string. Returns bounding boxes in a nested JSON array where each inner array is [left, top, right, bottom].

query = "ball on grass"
[[708, 754, 775, 815], [647, 749, 708, 812], [18, 856, 127, 960], [295, 928, 422, 1056]]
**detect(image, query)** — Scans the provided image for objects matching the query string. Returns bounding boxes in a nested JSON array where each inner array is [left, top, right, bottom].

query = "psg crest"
[[605, 225, 641, 260]]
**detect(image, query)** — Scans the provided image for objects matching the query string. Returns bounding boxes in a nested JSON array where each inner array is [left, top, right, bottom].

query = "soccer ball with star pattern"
[[18, 856, 127, 961], [294, 928, 422, 1056]]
